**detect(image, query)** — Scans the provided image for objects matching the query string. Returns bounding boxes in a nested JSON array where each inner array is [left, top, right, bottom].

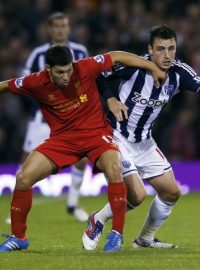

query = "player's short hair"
[[46, 45, 72, 67], [48, 12, 68, 25], [149, 25, 177, 46]]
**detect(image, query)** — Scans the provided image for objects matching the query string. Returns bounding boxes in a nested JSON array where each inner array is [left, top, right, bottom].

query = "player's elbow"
[[108, 51, 125, 65]]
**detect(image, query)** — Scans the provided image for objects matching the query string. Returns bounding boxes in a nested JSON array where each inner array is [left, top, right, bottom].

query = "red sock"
[[11, 188, 32, 239], [108, 182, 127, 234]]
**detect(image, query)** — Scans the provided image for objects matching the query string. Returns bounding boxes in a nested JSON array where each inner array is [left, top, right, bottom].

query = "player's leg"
[[5, 114, 50, 224], [134, 169, 180, 248], [94, 130, 147, 224], [67, 157, 89, 222], [82, 172, 146, 251], [95, 149, 126, 252], [94, 173, 146, 225], [0, 150, 57, 252], [132, 139, 181, 248], [82, 130, 146, 251]]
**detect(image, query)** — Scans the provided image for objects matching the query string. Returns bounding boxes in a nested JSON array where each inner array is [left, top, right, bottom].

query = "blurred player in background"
[[0, 45, 165, 253], [5, 12, 89, 224], [82, 25, 200, 250]]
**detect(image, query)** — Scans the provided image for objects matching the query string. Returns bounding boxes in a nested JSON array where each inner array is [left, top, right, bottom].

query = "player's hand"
[[107, 97, 128, 121], [151, 67, 167, 88]]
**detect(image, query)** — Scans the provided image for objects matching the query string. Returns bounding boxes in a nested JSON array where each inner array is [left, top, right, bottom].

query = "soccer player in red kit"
[[0, 45, 165, 253]]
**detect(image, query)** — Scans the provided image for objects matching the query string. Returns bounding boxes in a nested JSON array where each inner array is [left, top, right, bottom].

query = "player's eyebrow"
[[157, 45, 175, 49]]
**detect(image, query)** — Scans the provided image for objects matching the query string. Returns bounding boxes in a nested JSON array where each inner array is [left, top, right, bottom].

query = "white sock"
[[138, 194, 174, 242], [94, 200, 135, 225], [67, 166, 84, 208], [94, 203, 113, 225]]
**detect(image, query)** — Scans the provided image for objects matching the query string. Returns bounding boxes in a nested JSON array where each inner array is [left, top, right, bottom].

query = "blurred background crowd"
[[0, 0, 200, 162]]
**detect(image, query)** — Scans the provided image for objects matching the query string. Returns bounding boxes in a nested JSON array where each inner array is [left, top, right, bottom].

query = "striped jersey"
[[23, 41, 88, 74], [104, 55, 200, 143]]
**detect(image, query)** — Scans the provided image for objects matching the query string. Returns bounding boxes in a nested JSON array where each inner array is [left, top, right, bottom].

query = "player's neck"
[[51, 40, 68, 46]]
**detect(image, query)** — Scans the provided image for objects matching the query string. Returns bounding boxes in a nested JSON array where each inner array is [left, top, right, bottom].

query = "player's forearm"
[[0, 81, 10, 94], [109, 51, 157, 72]]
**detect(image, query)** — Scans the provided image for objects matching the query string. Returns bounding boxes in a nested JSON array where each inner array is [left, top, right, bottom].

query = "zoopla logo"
[[132, 92, 168, 109]]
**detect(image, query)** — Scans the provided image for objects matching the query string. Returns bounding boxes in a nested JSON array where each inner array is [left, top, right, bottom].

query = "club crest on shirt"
[[93, 55, 105, 63], [15, 77, 25, 88], [164, 85, 174, 95], [122, 160, 132, 168], [79, 94, 88, 103], [75, 81, 80, 89]]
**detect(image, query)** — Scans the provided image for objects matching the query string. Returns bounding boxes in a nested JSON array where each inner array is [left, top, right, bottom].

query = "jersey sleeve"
[[98, 65, 138, 100], [8, 75, 35, 97], [97, 74, 121, 100], [178, 62, 200, 93], [78, 53, 113, 79], [105, 65, 138, 80]]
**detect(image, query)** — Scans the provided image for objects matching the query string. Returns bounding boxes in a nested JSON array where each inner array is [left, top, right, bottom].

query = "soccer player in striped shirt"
[[82, 25, 200, 250]]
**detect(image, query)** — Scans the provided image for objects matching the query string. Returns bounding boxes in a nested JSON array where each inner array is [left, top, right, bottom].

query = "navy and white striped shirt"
[[103, 55, 200, 143], [23, 41, 88, 74]]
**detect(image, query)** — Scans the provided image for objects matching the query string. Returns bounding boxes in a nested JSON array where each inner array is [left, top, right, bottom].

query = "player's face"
[[148, 38, 176, 71], [47, 64, 73, 88], [49, 18, 70, 44]]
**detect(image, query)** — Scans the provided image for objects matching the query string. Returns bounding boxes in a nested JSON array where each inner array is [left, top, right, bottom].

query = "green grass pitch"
[[0, 193, 200, 270]]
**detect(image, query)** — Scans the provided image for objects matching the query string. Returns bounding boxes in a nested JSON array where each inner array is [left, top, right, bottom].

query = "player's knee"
[[161, 187, 181, 203], [16, 170, 32, 190], [128, 190, 146, 207], [105, 161, 122, 182], [170, 188, 181, 201], [135, 190, 146, 205]]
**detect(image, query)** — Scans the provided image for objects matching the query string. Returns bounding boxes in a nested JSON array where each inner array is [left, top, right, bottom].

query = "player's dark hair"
[[149, 25, 177, 46], [46, 45, 72, 67], [48, 12, 68, 25]]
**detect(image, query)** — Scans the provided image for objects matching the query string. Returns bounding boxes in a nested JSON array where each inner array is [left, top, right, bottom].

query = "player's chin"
[[59, 82, 69, 87], [161, 63, 172, 70]]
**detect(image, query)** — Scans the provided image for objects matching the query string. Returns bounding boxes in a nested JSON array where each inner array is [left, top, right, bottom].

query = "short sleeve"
[[8, 74, 35, 97], [77, 53, 113, 79], [177, 61, 200, 93]]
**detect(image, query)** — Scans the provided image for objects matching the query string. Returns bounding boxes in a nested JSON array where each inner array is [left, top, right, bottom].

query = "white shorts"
[[23, 110, 50, 153], [114, 130, 171, 180]]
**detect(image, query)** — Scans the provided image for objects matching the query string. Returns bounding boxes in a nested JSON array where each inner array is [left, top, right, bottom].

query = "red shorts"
[[35, 128, 119, 169]]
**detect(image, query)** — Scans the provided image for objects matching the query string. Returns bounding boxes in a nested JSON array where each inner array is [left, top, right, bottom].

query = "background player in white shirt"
[[6, 12, 89, 224], [82, 25, 200, 250]]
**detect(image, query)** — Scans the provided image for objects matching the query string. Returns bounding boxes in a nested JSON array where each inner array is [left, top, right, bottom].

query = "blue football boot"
[[0, 234, 29, 252], [103, 230, 123, 252]]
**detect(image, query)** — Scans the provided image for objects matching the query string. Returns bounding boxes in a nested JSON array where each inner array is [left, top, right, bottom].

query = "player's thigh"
[[124, 173, 146, 206], [147, 169, 181, 202], [113, 130, 138, 177], [16, 150, 58, 188], [96, 149, 122, 182]]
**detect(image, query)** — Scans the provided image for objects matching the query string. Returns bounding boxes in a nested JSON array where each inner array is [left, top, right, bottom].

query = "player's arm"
[[107, 97, 128, 121], [178, 62, 200, 93], [0, 81, 10, 94], [97, 75, 128, 122], [109, 51, 166, 88]]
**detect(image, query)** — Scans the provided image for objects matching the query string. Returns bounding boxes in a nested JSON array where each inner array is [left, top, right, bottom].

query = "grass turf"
[[0, 193, 200, 270]]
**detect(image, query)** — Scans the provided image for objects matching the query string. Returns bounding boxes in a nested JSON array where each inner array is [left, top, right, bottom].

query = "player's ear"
[[148, 44, 153, 55], [45, 64, 50, 72]]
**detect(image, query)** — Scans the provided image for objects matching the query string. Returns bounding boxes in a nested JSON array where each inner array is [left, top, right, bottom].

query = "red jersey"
[[8, 54, 113, 136]]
